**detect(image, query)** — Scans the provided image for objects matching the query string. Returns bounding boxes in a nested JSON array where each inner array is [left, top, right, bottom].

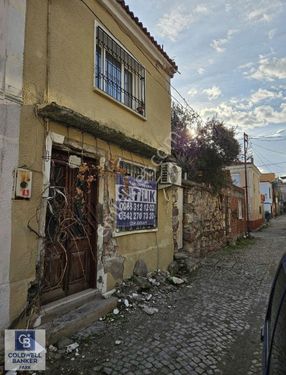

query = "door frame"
[[38, 132, 102, 304]]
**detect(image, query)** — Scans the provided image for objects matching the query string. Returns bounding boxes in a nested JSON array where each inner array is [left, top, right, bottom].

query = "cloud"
[[268, 29, 277, 40], [187, 88, 198, 97], [197, 67, 205, 75], [246, 1, 283, 23], [156, 4, 209, 41], [194, 5, 208, 14], [210, 29, 238, 53], [203, 86, 222, 100], [157, 7, 193, 41], [248, 9, 272, 22], [200, 100, 286, 130], [247, 57, 286, 81], [250, 89, 283, 103]]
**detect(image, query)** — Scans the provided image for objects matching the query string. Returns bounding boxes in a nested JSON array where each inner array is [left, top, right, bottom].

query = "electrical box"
[[15, 168, 32, 199]]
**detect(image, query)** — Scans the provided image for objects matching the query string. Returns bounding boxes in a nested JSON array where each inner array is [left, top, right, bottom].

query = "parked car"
[[262, 253, 286, 374]]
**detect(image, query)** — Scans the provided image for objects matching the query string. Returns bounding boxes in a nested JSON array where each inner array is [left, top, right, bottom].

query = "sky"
[[126, 0, 286, 177]]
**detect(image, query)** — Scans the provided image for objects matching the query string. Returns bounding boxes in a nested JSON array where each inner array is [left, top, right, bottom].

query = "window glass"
[[105, 52, 122, 101], [124, 70, 133, 108], [96, 46, 102, 89], [270, 263, 286, 339], [269, 289, 286, 375], [231, 173, 240, 186], [95, 26, 145, 116]]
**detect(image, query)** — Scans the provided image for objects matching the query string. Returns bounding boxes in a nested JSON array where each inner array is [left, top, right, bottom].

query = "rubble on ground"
[[46, 252, 199, 363]]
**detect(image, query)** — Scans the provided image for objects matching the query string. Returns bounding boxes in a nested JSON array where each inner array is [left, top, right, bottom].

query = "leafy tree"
[[171, 103, 240, 191]]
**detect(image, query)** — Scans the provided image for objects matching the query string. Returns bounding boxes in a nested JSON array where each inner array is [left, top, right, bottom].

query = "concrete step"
[[41, 289, 101, 324], [40, 295, 117, 344]]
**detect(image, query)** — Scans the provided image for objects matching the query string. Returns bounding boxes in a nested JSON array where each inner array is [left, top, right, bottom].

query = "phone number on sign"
[[117, 202, 156, 212], [117, 211, 155, 221]]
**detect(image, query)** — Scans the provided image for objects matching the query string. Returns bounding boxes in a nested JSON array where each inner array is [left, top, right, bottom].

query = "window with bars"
[[119, 160, 156, 181], [95, 25, 146, 117]]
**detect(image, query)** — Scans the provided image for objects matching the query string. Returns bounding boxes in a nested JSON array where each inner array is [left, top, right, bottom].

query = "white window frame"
[[94, 21, 146, 117]]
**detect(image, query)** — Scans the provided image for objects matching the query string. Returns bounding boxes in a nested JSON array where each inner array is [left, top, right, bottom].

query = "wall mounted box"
[[15, 168, 32, 199]]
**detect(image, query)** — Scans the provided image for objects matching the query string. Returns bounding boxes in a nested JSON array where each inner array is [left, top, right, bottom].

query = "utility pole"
[[244, 132, 250, 233]]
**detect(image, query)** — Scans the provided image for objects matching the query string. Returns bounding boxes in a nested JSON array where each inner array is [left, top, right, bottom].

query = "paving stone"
[[44, 217, 286, 375]]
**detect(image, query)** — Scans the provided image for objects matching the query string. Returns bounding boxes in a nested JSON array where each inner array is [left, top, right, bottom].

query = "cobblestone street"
[[46, 216, 286, 375]]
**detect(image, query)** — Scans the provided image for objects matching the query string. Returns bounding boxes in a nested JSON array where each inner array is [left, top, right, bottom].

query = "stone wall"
[[183, 181, 226, 257], [181, 181, 247, 258]]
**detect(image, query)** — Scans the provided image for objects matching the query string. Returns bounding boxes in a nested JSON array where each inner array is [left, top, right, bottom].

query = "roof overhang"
[[37, 102, 169, 160], [98, 0, 177, 77]]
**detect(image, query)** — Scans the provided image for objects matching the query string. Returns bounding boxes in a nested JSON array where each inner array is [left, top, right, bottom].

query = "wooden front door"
[[41, 149, 98, 304]]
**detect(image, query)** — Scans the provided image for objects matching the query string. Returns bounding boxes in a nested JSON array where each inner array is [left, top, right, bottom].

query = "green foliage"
[[171, 103, 240, 191]]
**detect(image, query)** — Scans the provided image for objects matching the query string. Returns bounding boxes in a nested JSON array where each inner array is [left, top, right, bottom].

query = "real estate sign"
[[116, 174, 157, 230]]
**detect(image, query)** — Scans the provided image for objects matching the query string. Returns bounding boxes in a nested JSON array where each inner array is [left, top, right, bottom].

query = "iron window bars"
[[96, 26, 146, 116]]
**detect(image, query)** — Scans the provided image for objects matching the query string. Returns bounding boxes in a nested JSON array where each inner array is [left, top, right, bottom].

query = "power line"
[[251, 142, 286, 156], [257, 161, 286, 167], [250, 136, 286, 142]]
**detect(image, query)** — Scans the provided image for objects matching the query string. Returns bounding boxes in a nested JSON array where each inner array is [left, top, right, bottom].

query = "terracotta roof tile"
[[116, 0, 178, 73]]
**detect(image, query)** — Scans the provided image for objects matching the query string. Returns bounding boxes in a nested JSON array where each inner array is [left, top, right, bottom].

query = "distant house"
[[260, 173, 275, 216], [225, 162, 263, 231]]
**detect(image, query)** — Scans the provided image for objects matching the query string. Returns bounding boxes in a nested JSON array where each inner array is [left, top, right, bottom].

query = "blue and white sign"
[[116, 174, 157, 229], [5, 329, 46, 371]]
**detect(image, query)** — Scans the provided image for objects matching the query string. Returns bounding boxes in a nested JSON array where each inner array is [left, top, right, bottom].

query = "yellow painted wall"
[[227, 164, 263, 222], [9, 0, 174, 324]]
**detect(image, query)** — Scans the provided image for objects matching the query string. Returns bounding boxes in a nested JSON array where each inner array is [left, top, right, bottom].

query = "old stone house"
[[0, 0, 177, 329]]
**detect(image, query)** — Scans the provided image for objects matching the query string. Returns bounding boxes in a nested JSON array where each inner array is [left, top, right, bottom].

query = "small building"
[[260, 173, 275, 217], [225, 162, 263, 231]]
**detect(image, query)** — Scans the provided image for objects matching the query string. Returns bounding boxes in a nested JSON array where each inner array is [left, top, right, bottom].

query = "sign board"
[[5, 329, 46, 371], [116, 174, 157, 230]]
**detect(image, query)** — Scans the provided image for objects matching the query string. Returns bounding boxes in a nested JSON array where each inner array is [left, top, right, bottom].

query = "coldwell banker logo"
[[5, 329, 46, 371], [15, 331, 35, 351]]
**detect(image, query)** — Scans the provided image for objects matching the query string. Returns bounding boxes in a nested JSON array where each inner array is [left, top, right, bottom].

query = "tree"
[[171, 103, 240, 191]]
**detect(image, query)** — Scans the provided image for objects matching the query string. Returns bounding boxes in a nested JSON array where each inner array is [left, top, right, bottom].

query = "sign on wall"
[[116, 174, 157, 231]]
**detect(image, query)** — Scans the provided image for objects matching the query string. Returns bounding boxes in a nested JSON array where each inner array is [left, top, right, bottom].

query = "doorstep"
[[39, 291, 117, 344]]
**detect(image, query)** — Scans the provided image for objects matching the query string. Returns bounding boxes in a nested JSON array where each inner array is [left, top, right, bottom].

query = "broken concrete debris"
[[57, 337, 74, 349], [66, 343, 80, 353], [141, 305, 159, 315], [132, 275, 152, 291], [133, 259, 148, 277], [168, 276, 185, 285]]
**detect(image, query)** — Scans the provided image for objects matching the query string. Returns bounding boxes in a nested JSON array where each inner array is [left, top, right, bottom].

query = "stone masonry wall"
[[183, 181, 226, 257]]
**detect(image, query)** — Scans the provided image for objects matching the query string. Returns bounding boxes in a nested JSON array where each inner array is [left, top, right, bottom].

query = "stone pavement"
[[46, 215, 286, 375]]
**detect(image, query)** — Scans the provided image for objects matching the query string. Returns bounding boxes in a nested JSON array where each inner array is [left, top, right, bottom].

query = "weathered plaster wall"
[[8, 0, 174, 324], [226, 164, 263, 227], [229, 187, 247, 241], [23, 0, 172, 154], [0, 0, 26, 329]]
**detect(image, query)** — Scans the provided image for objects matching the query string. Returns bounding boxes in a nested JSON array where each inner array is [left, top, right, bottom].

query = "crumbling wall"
[[183, 181, 226, 257]]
